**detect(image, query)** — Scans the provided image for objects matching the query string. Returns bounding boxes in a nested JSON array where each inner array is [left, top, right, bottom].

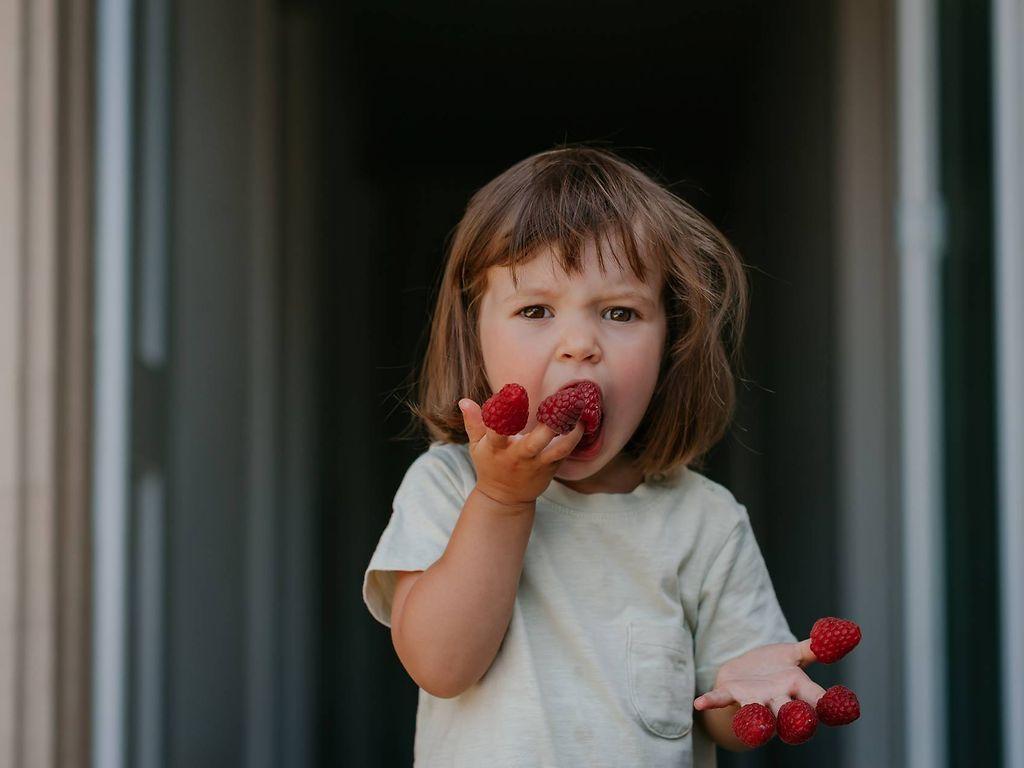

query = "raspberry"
[[564, 381, 603, 445], [731, 703, 776, 748], [809, 617, 862, 663], [777, 699, 818, 745], [536, 388, 585, 434], [481, 383, 529, 435], [816, 685, 860, 726]]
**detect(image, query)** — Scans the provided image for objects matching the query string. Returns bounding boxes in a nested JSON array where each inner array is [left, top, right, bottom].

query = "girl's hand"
[[693, 639, 824, 717], [458, 397, 585, 508]]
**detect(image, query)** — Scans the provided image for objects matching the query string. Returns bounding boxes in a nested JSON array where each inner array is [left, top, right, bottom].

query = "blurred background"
[[2, 0, 1022, 766]]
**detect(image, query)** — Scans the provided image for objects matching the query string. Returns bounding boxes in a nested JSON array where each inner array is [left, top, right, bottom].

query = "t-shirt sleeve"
[[692, 505, 796, 693], [362, 444, 471, 628]]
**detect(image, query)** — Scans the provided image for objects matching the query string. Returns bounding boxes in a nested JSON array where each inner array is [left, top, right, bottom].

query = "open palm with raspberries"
[[694, 617, 862, 748]]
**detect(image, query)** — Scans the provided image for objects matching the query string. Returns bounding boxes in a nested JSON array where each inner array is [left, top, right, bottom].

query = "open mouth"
[[569, 421, 604, 460]]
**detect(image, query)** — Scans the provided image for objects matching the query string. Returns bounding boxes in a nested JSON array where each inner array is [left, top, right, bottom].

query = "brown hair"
[[402, 144, 749, 475]]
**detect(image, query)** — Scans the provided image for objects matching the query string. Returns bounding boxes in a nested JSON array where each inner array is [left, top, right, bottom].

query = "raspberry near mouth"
[[539, 379, 604, 439], [558, 380, 603, 440]]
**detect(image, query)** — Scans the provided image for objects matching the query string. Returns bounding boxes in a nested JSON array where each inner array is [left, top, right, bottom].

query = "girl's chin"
[[553, 460, 602, 482], [553, 444, 608, 480]]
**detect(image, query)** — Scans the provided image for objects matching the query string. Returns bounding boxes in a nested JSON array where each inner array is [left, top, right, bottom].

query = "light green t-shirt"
[[363, 441, 795, 767]]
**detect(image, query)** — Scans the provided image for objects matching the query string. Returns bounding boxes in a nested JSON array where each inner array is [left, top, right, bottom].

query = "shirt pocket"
[[625, 620, 694, 739]]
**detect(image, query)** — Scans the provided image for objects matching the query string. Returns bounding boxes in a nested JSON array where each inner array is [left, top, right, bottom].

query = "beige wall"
[[0, 0, 92, 766]]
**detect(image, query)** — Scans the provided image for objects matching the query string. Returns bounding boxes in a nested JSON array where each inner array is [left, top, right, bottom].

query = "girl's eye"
[[519, 305, 550, 320], [520, 307, 638, 321], [602, 309, 634, 323]]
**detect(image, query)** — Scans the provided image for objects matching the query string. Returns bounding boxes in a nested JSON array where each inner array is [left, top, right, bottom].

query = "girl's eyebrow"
[[503, 285, 654, 305]]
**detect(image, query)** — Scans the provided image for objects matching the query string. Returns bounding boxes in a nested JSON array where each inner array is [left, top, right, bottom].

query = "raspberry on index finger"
[[481, 383, 529, 435], [732, 703, 776, 748]]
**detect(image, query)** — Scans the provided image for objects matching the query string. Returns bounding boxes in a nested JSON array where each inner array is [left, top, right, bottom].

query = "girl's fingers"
[[537, 421, 585, 463], [793, 675, 827, 706], [519, 421, 561, 456], [459, 399, 486, 444], [693, 688, 736, 711], [793, 638, 817, 668], [484, 431, 509, 450], [462, 401, 583, 458], [768, 696, 792, 717], [460, 399, 510, 449], [769, 666, 825, 715]]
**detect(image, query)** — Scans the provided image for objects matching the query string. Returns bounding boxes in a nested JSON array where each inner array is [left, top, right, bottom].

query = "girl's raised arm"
[[390, 398, 583, 698]]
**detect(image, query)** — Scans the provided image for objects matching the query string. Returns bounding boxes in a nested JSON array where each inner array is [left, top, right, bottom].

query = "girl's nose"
[[557, 330, 602, 363]]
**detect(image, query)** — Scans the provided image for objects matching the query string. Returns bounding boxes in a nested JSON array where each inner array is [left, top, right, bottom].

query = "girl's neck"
[[555, 453, 644, 495]]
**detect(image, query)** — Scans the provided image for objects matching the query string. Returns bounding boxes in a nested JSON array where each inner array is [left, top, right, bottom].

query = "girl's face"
[[477, 239, 667, 490]]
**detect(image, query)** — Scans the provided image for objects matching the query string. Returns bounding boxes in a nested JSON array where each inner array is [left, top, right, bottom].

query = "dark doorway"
[[318, 2, 838, 766]]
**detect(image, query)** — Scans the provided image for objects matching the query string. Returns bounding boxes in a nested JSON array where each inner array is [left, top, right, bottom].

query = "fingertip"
[[530, 421, 557, 442], [459, 398, 483, 422], [562, 420, 584, 445]]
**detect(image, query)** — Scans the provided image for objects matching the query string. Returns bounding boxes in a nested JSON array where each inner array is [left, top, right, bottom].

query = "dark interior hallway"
[[317, 2, 838, 765]]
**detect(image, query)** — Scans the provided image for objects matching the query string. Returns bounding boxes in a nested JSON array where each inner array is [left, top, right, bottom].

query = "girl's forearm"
[[393, 487, 535, 698]]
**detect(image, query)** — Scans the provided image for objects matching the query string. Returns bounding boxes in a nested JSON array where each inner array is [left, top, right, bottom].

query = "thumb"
[[693, 688, 736, 711], [458, 399, 486, 444]]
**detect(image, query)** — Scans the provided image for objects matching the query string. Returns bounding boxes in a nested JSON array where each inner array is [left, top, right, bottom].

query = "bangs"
[[469, 149, 664, 290]]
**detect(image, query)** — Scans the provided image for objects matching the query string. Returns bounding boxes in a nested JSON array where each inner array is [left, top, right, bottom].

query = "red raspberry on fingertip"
[[816, 685, 861, 726], [536, 388, 585, 434], [731, 703, 776, 747], [480, 383, 529, 435], [777, 700, 818, 745], [809, 617, 862, 663]]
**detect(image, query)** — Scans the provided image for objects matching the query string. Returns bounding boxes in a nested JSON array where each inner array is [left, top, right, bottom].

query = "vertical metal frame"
[[994, 0, 1024, 765], [132, 0, 170, 766], [897, 0, 947, 764], [834, 0, 902, 763], [92, 0, 134, 766]]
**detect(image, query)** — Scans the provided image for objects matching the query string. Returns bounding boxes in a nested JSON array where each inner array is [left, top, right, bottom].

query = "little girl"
[[363, 146, 827, 766]]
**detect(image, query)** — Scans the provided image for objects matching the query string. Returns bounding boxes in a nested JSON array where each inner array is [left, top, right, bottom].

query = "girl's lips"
[[567, 421, 604, 461], [558, 378, 600, 393]]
